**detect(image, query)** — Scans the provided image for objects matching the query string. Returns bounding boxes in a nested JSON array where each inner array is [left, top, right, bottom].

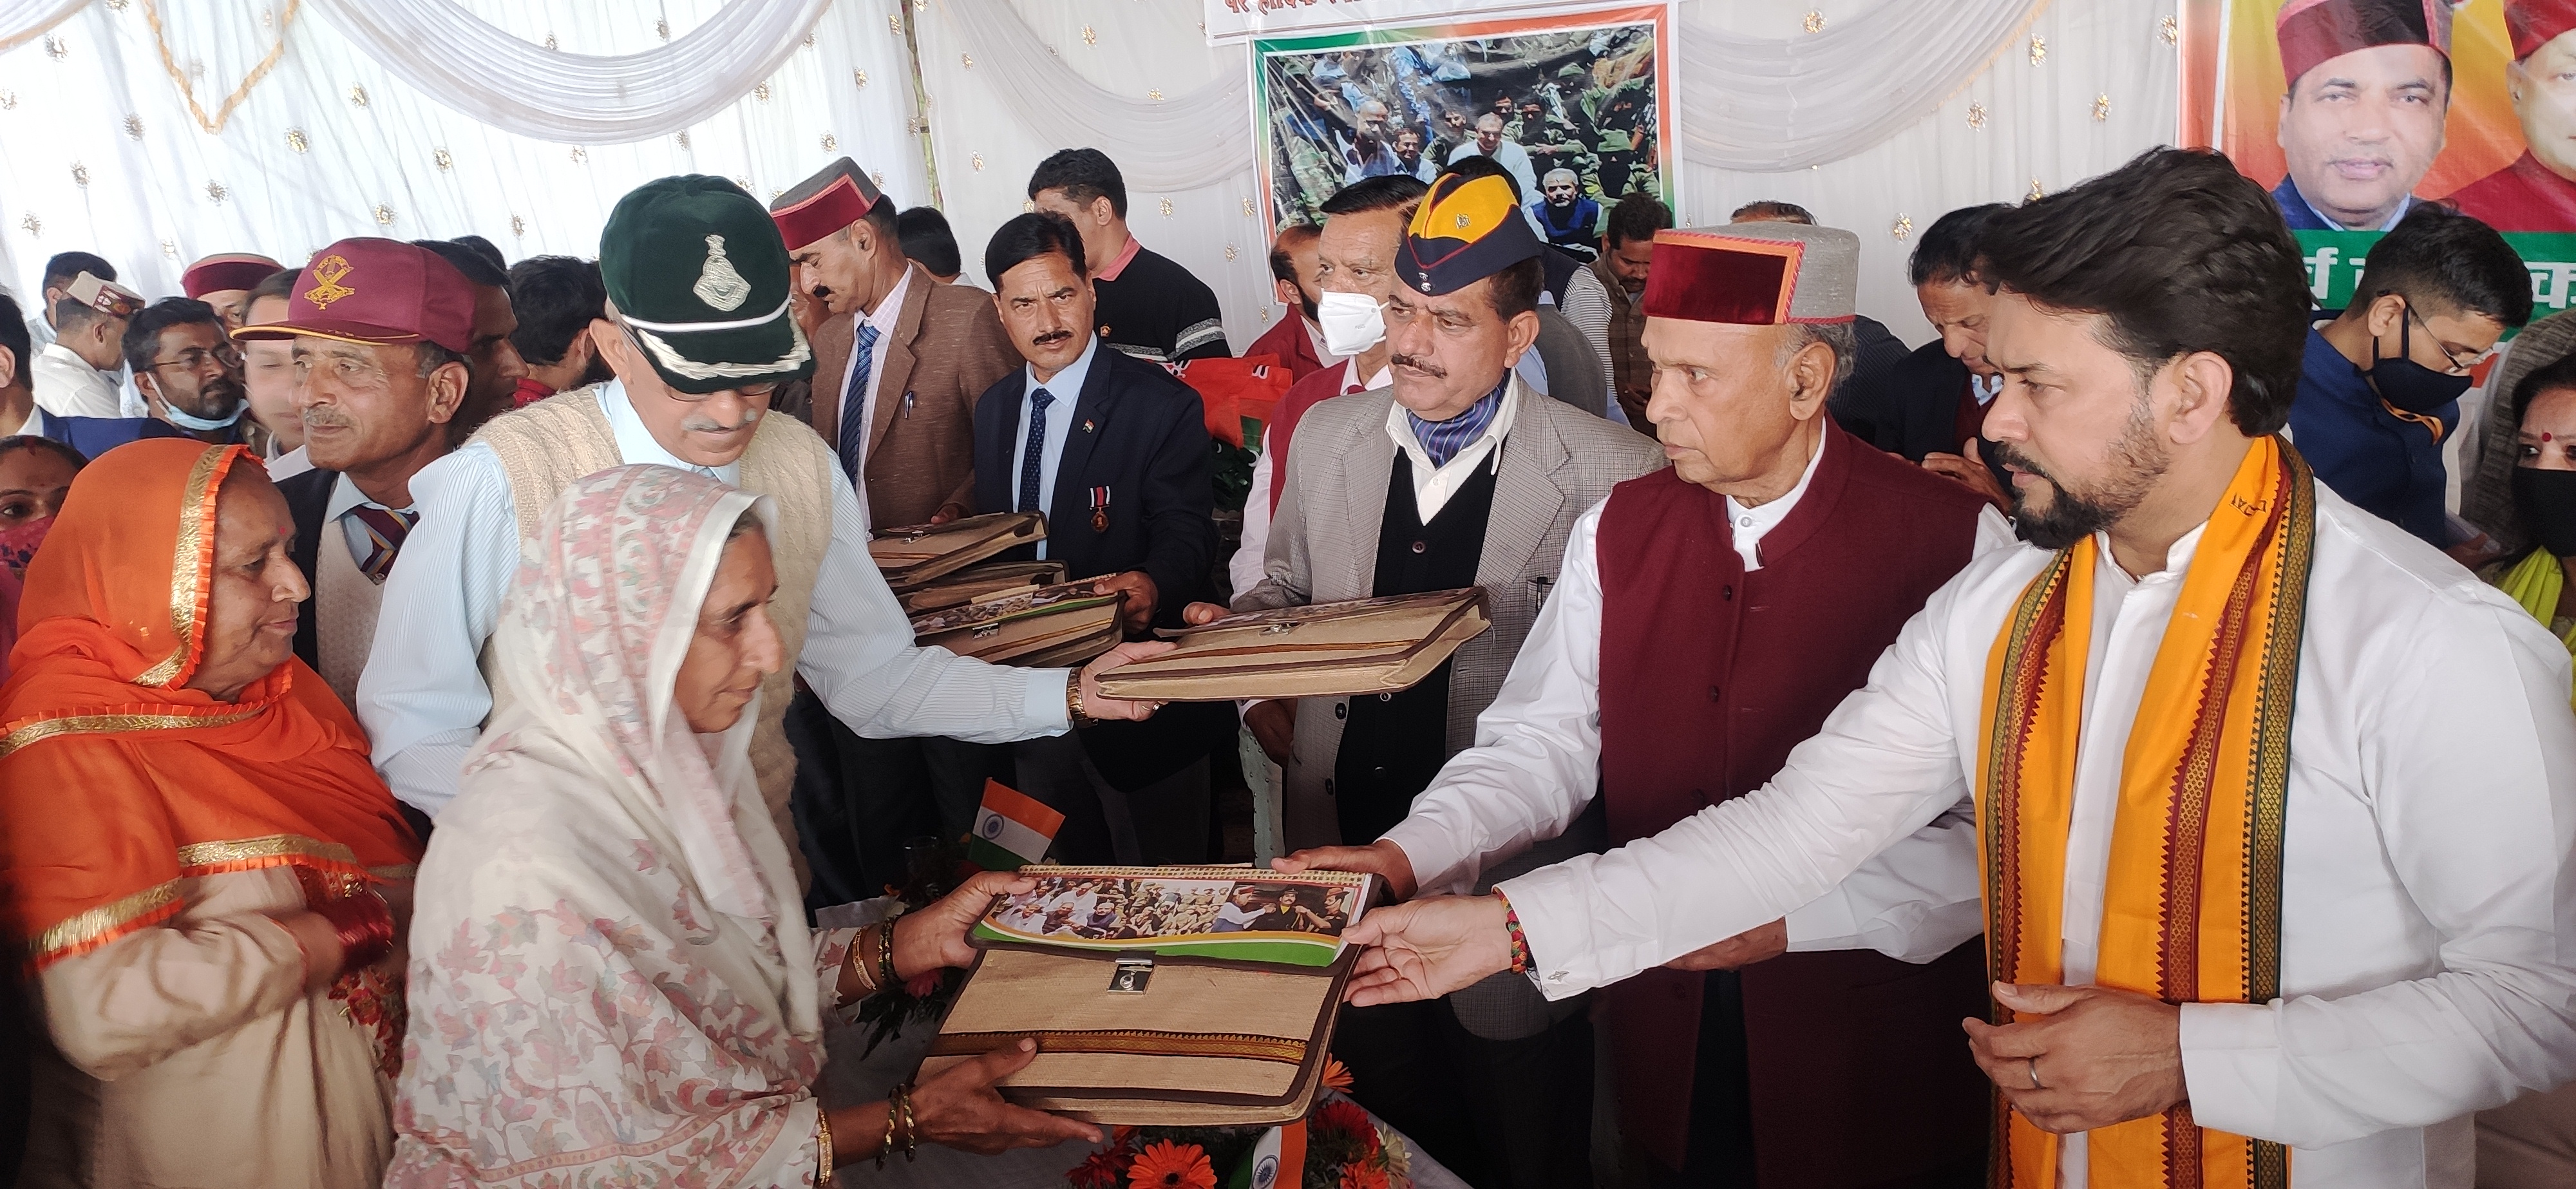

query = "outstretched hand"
[[1340, 893, 1513, 1007], [906, 1038, 1103, 1155], [1923, 439, 2011, 513], [1079, 640, 1179, 722], [1275, 839, 1417, 902], [1961, 981, 2184, 1134], [893, 870, 1034, 980]]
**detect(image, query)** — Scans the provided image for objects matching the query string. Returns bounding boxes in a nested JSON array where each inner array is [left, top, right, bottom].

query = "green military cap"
[[1557, 63, 1589, 80], [600, 175, 814, 395]]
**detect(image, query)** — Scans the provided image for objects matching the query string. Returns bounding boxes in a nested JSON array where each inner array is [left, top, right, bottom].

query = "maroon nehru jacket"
[[1591, 220, 1991, 1185], [233, 238, 474, 354]]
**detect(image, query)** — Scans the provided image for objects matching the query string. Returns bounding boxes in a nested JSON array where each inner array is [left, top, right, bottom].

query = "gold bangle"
[[897, 1081, 919, 1161], [875, 1094, 900, 1170], [876, 913, 900, 991], [1065, 672, 1092, 727], [815, 1107, 834, 1183], [844, 926, 880, 998]]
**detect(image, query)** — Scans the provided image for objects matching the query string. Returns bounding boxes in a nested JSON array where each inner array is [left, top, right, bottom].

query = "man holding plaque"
[[1343, 148, 2576, 1189], [1191, 171, 1661, 1189], [1283, 216, 2004, 1187]]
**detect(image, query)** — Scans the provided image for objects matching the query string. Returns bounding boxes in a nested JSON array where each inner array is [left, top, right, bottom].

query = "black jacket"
[[1833, 340, 2014, 489], [971, 343, 1229, 790], [972, 345, 1216, 629], [276, 466, 337, 672]]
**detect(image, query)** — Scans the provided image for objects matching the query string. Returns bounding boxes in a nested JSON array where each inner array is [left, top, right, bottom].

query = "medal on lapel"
[[1090, 486, 1111, 533]]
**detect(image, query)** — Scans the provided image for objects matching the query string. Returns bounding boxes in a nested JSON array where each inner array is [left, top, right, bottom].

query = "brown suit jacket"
[[806, 263, 1020, 528]]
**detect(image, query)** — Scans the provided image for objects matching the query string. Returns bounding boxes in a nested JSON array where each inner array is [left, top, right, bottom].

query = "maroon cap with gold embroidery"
[[1642, 222, 1858, 327], [233, 237, 474, 354], [2508, 0, 2576, 59], [768, 157, 891, 252]]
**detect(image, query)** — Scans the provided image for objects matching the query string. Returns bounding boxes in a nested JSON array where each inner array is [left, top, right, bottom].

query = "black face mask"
[[2515, 468, 2576, 558], [2369, 305, 2475, 414]]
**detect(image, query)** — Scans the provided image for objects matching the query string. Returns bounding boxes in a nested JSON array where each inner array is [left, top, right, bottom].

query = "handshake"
[[1278, 840, 1790, 1007]]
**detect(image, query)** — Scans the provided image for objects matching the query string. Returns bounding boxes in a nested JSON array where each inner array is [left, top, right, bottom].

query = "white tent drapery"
[[300, 0, 832, 144]]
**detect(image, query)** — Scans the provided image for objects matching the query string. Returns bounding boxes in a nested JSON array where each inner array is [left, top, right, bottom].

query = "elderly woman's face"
[[674, 529, 784, 734], [187, 467, 306, 702]]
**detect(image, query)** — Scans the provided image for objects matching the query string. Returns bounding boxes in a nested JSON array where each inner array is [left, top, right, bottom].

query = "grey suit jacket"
[[1240, 376, 1663, 842], [1239, 377, 1663, 1038]]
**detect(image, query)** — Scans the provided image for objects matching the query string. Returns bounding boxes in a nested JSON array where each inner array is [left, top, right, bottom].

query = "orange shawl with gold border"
[[1977, 437, 2314, 1189], [0, 441, 419, 971]]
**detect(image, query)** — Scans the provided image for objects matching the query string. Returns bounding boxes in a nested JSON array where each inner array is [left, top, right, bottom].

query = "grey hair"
[[413, 339, 465, 380], [1776, 322, 1857, 401]]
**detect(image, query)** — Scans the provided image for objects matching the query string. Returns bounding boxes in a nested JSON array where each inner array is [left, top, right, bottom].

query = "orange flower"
[[1320, 1057, 1354, 1094], [1126, 1139, 1217, 1189], [1340, 1161, 1390, 1189]]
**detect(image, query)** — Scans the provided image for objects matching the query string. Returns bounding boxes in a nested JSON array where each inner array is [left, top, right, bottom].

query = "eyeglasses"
[[146, 345, 243, 374], [2394, 296, 2492, 376]]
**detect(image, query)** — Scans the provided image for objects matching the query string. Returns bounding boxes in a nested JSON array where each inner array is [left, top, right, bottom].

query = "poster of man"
[[2188, 0, 2576, 311], [1253, 8, 1674, 240]]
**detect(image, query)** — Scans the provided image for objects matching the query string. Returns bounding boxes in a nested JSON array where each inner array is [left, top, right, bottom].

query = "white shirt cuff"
[[1381, 821, 1472, 899], [1030, 669, 1073, 735], [1782, 886, 1862, 952], [2178, 1000, 2281, 1139]]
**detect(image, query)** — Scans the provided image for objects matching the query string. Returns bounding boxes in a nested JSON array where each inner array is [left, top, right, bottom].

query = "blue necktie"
[[838, 323, 879, 482], [1018, 388, 1055, 513]]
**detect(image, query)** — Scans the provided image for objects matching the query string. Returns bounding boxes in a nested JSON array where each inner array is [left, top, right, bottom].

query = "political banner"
[[2183, 0, 2576, 318]]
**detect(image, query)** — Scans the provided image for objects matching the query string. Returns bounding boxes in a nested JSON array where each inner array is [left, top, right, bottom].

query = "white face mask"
[[1315, 288, 1386, 357]]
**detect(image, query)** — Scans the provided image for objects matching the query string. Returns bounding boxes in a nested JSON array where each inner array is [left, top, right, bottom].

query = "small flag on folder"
[[967, 779, 1062, 871]]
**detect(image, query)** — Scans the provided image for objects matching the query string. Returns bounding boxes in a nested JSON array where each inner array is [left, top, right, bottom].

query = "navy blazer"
[[972, 343, 1227, 792], [1831, 340, 2014, 490], [37, 414, 185, 461], [971, 344, 1215, 628]]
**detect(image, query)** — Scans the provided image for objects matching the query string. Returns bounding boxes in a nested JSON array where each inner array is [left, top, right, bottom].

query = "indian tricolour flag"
[[966, 779, 1062, 871]]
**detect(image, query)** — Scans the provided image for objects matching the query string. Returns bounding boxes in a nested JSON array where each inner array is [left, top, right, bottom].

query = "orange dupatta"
[[0, 441, 419, 973], [1976, 437, 2315, 1189]]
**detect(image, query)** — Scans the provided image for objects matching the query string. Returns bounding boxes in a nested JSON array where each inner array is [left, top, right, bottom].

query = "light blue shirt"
[[1012, 335, 1097, 559], [355, 380, 1069, 817]]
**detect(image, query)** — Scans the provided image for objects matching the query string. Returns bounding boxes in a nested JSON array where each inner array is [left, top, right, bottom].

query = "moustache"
[[1986, 441, 2049, 485], [299, 406, 354, 433], [682, 407, 762, 434], [196, 376, 246, 411], [1390, 352, 1446, 379], [1031, 328, 1075, 348], [810, 285, 833, 303]]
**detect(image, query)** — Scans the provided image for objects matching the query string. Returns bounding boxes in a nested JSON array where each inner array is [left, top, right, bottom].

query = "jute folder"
[[869, 511, 1045, 589], [1092, 588, 1490, 702], [896, 560, 1068, 614], [909, 581, 1123, 667], [917, 866, 1372, 1126]]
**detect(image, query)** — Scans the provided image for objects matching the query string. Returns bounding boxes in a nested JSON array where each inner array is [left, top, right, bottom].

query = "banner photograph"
[[1251, 5, 1674, 255], [2186, 0, 2576, 313]]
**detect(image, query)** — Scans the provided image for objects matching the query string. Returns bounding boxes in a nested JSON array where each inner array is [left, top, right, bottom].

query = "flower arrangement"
[[1063, 1060, 1412, 1189]]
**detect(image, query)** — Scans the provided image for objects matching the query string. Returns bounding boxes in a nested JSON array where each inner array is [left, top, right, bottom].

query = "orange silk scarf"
[[1976, 436, 2313, 1189], [0, 441, 419, 971]]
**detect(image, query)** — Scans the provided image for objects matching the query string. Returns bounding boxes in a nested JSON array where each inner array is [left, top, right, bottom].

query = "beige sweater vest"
[[474, 397, 833, 886]]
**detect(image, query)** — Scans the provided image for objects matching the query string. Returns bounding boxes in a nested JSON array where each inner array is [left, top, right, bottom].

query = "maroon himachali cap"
[[234, 237, 475, 355], [179, 253, 281, 300], [2274, 0, 2451, 85]]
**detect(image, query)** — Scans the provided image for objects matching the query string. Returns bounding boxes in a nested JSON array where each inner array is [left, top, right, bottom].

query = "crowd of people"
[[5, 23, 2576, 1189]]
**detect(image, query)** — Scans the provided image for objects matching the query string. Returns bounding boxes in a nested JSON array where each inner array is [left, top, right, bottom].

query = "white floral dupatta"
[[388, 465, 839, 1188]]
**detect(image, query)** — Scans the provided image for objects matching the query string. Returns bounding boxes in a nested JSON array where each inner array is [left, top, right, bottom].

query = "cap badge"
[[1419, 279, 1434, 292], [304, 255, 357, 310], [693, 234, 753, 312], [1455, 214, 1471, 229]]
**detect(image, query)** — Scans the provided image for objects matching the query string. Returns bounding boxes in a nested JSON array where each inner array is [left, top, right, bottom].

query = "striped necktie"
[[346, 506, 418, 585], [1018, 388, 1055, 513], [839, 322, 880, 482]]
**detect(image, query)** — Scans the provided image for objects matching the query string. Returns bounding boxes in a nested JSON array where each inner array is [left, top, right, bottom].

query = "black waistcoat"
[[1332, 448, 1499, 843]]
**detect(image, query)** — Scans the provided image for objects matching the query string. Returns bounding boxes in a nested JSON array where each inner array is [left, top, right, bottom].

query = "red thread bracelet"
[[312, 889, 395, 976]]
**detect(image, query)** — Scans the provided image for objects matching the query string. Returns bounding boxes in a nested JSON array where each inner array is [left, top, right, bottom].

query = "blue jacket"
[[35, 414, 186, 460], [2271, 176, 2420, 232], [2288, 327, 2454, 546]]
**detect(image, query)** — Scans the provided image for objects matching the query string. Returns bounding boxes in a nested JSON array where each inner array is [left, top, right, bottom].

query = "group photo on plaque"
[[6, 1, 2576, 1189]]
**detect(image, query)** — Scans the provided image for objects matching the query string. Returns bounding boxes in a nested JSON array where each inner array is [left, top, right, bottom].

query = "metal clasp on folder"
[[1109, 956, 1153, 994], [1262, 622, 1299, 636]]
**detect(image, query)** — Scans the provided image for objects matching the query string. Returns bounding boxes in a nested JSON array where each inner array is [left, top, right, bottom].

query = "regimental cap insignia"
[[304, 254, 357, 309], [692, 234, 753, 312]]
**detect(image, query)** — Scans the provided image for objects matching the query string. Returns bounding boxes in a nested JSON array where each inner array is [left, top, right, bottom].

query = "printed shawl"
[[386, 466, 842, 1188], [1977, 436, 2315, 1189], [0, 440, 419, 973]]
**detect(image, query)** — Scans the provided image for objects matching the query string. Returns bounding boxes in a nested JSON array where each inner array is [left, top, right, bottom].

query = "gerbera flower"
[[1320, 1057, 1355, 1094], [1339, 1161, 1390, 1189], [1070, 1145, 1133, 1189], [1313, 1099, 1374, 1144], [1126, 1139, 1217, 1189]]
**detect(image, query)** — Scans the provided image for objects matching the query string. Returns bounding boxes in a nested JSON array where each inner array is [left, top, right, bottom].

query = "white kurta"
[[1491, 480, 2576, 1189], [30, 343, 122, 419]]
